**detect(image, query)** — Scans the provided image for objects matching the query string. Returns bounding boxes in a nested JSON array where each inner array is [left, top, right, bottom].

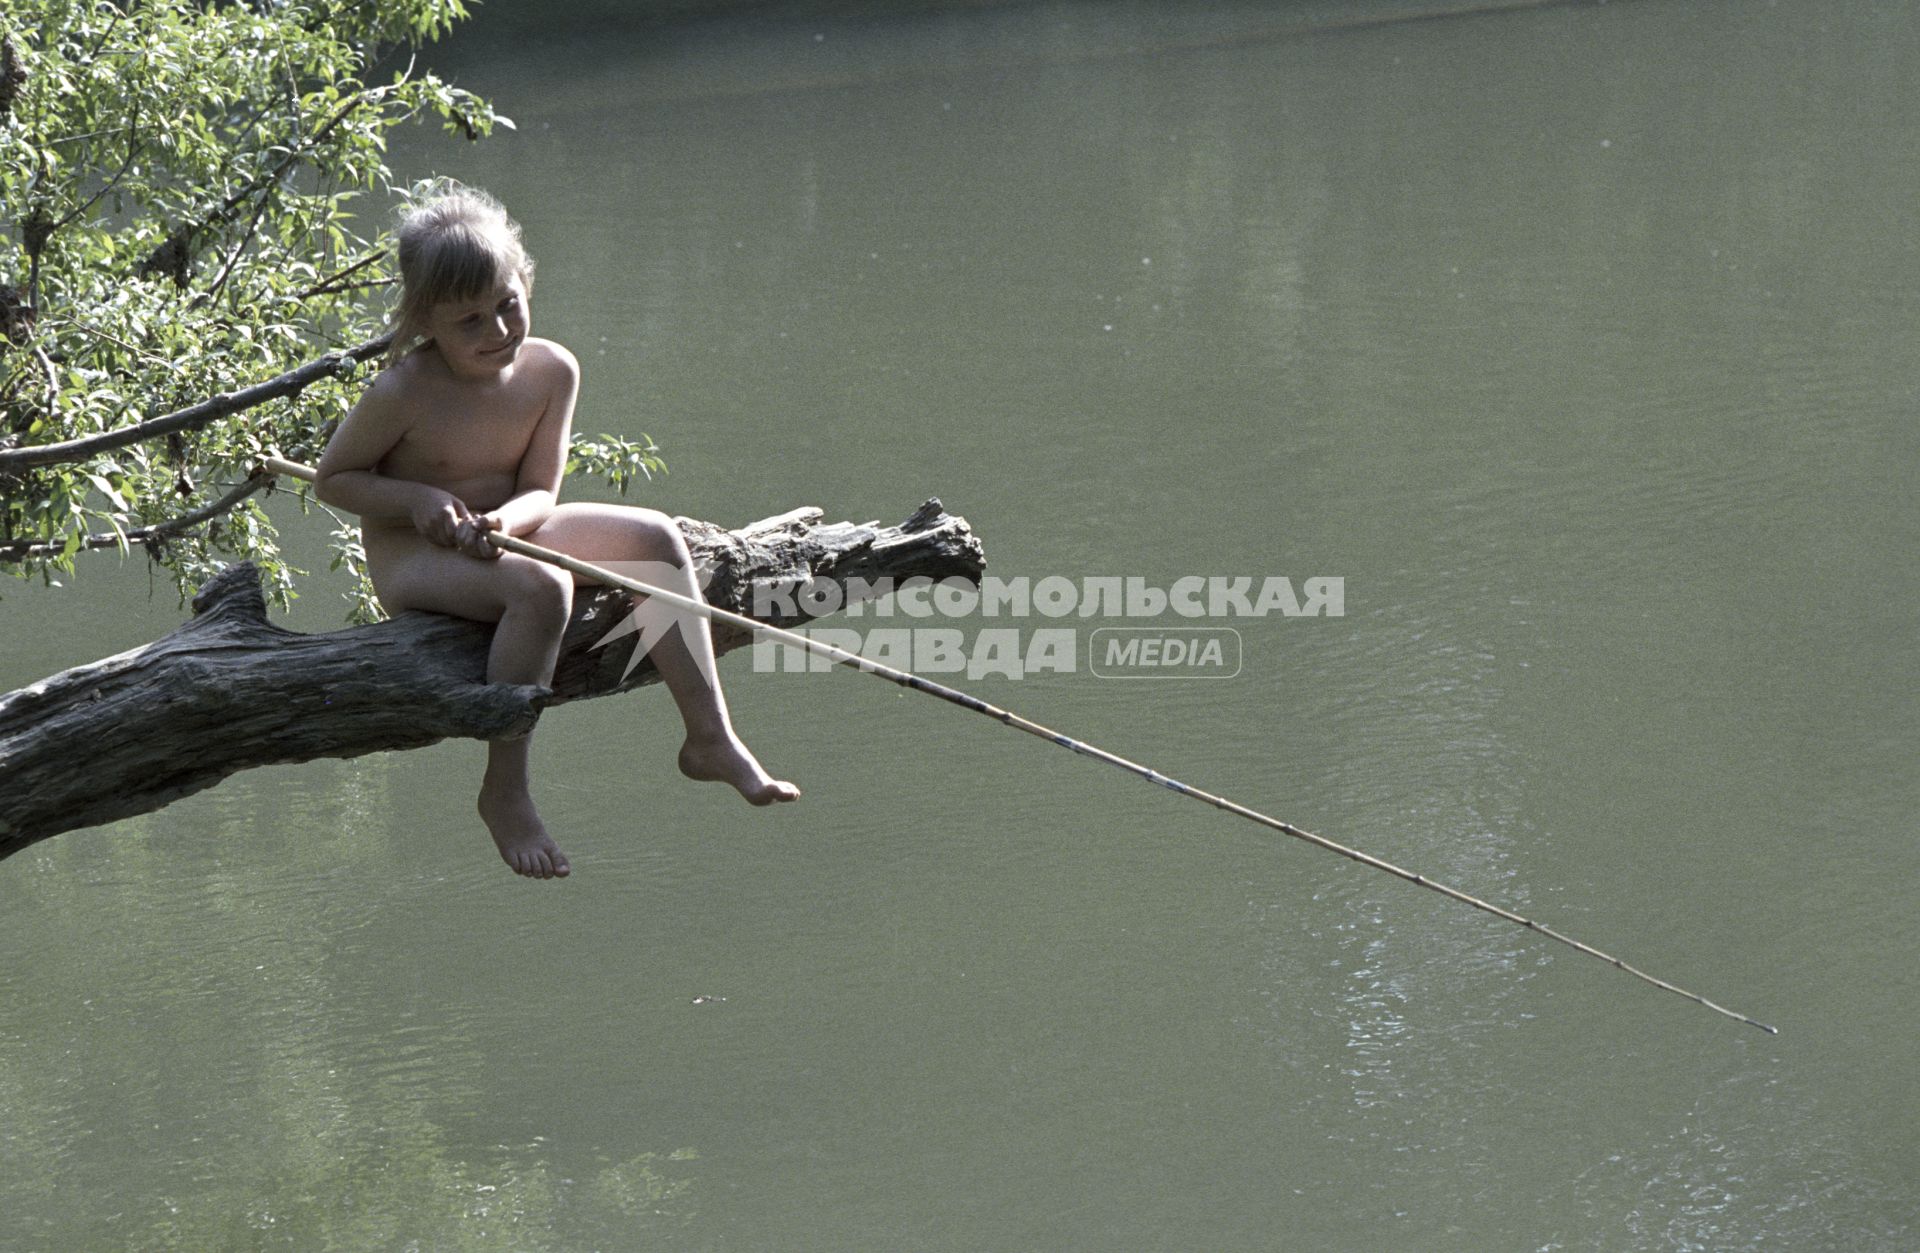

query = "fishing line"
[[262, 456, 1777, 1035]]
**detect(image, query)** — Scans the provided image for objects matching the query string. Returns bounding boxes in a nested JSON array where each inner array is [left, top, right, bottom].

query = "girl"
[[316, 187, 798, 879]]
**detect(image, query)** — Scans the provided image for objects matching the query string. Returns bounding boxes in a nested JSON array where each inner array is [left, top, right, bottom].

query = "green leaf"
[[85, 473, 130, 511]]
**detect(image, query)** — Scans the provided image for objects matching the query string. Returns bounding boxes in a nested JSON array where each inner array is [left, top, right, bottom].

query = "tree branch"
[[45, 315, 179, 371], [0, 470, 275, 561], [202, 178, 276, 306], [30, 342, 57, 411], [47, 101, 142, 236], [294, 250, 387, 301], [0, 498, 986, 859], [0, 332, 391, 472]]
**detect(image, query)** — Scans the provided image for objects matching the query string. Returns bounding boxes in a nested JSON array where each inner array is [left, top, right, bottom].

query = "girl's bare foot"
[[679, 733, 802, 805], [478, 786, 572, 878]]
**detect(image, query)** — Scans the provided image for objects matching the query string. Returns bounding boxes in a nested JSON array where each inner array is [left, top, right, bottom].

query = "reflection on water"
[[4, 0, 1918, 1247]]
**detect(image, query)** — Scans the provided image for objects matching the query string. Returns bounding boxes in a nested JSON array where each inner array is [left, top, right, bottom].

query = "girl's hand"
[[454, 512, 504, 561], [409, 491, 470, 548]]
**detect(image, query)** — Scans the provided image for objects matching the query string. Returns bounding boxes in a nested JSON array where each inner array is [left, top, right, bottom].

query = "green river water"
[[3, 1, 1916, 1248]]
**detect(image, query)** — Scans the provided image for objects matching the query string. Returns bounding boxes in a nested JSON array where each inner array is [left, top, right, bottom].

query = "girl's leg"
[[478, 735, 565, 878], [365, 530, 575, 878], [526, 503, 800, 804]]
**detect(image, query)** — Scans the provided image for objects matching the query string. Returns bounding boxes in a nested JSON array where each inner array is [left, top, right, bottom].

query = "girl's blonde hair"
[[387, 184, 535, 363]]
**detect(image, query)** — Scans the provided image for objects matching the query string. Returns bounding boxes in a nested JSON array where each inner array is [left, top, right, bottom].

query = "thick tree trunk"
[[0, 500, 982, 860]]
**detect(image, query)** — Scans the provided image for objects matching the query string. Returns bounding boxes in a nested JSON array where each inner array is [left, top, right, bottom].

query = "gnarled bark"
[[0, 499, 982, 860]]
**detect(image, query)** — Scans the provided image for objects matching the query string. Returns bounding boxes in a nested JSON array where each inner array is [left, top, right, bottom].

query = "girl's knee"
[[505, 557, 574, 620], [635, 509, 689, 559]]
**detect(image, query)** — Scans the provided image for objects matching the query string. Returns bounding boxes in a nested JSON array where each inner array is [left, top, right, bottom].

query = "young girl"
[[315, 187, 799, 879]]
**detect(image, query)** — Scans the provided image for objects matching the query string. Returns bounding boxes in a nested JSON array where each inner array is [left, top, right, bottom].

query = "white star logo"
[[589, 560, 723, 692]]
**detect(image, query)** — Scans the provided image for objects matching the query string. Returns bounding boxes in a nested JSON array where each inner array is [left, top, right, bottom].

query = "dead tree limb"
[[0, 499, 983, 860]]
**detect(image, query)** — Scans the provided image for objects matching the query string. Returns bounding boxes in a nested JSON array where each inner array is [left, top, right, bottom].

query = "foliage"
[[0, 0, 663, 615], [568, 431, 667, 497]]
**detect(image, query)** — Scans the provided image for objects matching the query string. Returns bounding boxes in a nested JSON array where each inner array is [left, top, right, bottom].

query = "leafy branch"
[[0, 333, 392, 472], [0, 468, 277, 561], [0, 0, 512, 606]]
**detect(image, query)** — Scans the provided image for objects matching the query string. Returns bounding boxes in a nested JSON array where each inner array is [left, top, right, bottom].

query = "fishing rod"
[[260, 456, 1777, 1035]]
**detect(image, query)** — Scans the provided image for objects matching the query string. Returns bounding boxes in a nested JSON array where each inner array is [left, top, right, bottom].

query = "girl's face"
[[427, 274, 530, 377]]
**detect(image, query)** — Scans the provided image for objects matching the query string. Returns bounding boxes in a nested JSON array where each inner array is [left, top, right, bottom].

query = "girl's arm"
[[474, 343, 580, 539], [315, 372, 472, 547]]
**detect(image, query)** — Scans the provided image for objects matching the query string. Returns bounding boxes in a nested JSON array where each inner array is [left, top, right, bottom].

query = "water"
[[3, 1, 1916, 1248]]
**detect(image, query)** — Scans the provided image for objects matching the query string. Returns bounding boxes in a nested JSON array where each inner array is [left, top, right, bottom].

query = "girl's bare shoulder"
[[360, 346, 440, 401], [521, 336, 580, 378]]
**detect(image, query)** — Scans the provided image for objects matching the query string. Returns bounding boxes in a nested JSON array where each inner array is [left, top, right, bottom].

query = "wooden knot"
[[901, 499, 946, 531], [190, 561, 270, 624]]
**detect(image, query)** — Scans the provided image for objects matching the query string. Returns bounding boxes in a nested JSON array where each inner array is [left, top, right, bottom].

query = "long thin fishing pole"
[[261, 457, 1776, 1034]]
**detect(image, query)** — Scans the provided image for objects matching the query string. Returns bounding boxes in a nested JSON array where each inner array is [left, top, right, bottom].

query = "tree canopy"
[[0, 0, 659, 618]]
